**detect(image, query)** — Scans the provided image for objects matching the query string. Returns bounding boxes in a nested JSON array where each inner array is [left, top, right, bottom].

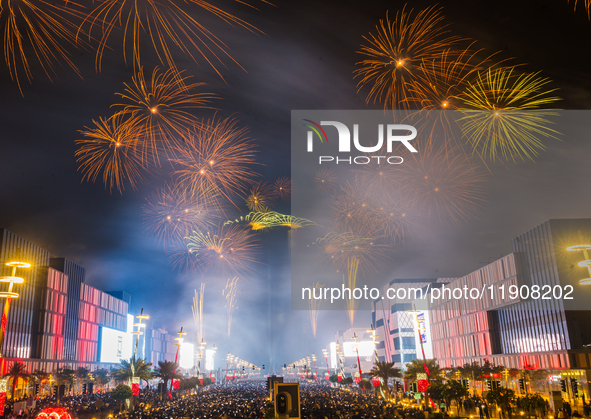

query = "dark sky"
[[1, 0, 591, 372]]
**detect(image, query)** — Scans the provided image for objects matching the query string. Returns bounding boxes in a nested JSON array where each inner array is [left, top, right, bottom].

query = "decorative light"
[[567, 244, 591, 285]]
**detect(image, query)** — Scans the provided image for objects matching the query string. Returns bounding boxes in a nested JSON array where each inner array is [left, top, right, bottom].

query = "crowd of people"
[[0, 379, 588, 419]]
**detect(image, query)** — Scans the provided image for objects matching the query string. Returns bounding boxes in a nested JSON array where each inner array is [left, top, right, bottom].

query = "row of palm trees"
[[362, 358, 552, 399], [2, 358, 183, 400]]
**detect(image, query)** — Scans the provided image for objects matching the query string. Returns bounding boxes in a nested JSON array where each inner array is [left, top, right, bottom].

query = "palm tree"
[[112, 358, 154, 387], [54, 367, 76, 397], [369, 361, 402, 399], [404, 358, 443, 381], [5, 362, 29, 400], [155, 361, 181, 400], [32, 369, 49, 396], [76, 367, 90, 394], [93, 368, 111, 391]]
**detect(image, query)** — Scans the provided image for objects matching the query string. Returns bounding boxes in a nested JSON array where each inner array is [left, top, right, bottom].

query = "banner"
[[131, 377, 140, 396]]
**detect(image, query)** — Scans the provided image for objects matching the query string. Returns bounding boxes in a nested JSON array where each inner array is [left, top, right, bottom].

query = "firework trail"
[[355, 5, 462, 110], [76, 113, 146, 193], [193, 283, 205, 342], [309, 282, 324, 338], [80, 0, 268, 78], [223, 276, 239, 337], [171, 117, 260, 209], [2, 0, 87, 93], [344, 258, 359, 326]]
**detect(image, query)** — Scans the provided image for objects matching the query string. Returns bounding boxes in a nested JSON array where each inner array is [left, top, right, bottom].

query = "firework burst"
[[171, 117, 260, 208], [314, 231, 388, 274], [166, 241, 200, 272], [223, 277, 239, 337], [405, 46, 501, 155], [245, 182, 275, 212], [225, 211, 315, 231], [351, 154, 401, 196], [272, 176, 291, 199], [113, 66, 217, 165], [80, 0, 266, 78], [76, 113, 146, 193], [143, 182, 217, 247], [329, 181, 416, 243], [186, 224, 259, 277], [1, 0, 86, 93], [396, 145, 487, 225], [313, 168, 337, 191], [355, 5, 462, 110], [458, 68, 561, 161]]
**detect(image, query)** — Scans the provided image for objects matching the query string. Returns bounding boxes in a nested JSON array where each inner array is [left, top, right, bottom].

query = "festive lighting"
[[566, 244, 591, 285]]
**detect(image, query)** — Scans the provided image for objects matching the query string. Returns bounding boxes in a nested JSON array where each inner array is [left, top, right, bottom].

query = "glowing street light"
[[322, 348, 330, 379], [0, 261, 29, 413], [566, 245, 591, 285], [132, 308, 149, 360]]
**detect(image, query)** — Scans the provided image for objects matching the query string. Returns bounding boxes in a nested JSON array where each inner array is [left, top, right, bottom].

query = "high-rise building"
[[372, 278, 450, 368], [0, 229, 130, 372]]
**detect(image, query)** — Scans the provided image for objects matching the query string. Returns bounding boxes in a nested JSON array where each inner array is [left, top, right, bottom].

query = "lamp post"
[[352, 333, 363, 383], [130, 309, 148, 408], [0, 261, 29, 412], [322, 349, 330, 380], [0, 261, 29, 360], [336, 341, 345, 383]]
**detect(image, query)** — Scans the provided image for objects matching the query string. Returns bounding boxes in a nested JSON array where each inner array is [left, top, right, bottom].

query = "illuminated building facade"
[[372, 278, 450, 369], [145, 326, 176, 366], [331, 328, 376, 374], [0, 229, 50, 360], [423, 219, 591, 398], [0, 229, 130, 371]]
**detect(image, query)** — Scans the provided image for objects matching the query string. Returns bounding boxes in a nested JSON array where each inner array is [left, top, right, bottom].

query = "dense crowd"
[[1, 380, 588, 419]]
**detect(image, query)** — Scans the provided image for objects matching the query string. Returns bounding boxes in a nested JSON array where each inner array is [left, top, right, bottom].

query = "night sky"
[[1, 0, 591, 371]]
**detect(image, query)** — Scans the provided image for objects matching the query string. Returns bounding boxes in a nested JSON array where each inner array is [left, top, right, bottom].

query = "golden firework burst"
[[75, 113, 145, 193], [458, 68, 561, 161], [113, 66, 217, 165], [355, 5, 462, 109], [171, 117, 260, 208]]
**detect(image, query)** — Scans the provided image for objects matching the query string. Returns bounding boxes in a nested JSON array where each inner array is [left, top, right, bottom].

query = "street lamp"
[[367, 325, 380, 364], [0, 261, 29, 414], [322, 349, 330, 380], [130, 309, 149, 406]]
